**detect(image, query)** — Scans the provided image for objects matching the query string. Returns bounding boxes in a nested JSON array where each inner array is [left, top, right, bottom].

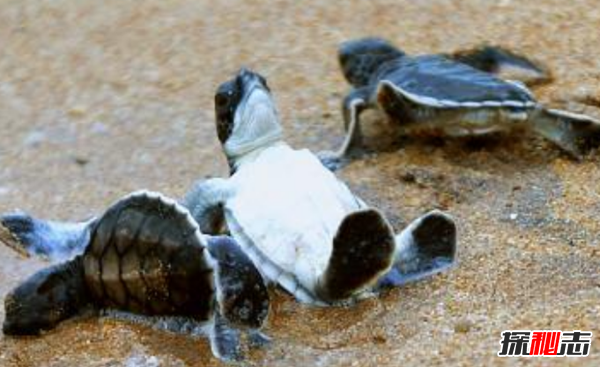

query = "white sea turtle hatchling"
[[1, 192, 270, 362], [1, 69, 457, 307], [325, 37, 600, 168]]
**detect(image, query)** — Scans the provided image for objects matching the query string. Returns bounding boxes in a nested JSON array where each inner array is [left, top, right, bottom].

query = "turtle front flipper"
[[3, 255, 91, 335], [0, 212, 95, 261], [315, 209, 395, 302], [209, 311, 243, 362], [530, 107, 600, 158], [378, 210, 456, 288], [317, 86, 372, 171], [181, 178, 231, 234], [448, 45, 551, 86], [207, 235, 270, 360]]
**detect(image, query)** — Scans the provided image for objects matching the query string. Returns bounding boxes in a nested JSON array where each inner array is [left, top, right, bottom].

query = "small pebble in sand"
[[91, 122, 110, 135], [454, 319, 473, 333], [23, 130, 46, 147], [68, 106, 87, 118], [372, 333, 387, 344], [72, 156, 90, 166]]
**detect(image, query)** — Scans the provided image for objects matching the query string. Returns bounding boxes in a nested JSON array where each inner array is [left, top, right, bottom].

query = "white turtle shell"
[[225, 143, 363, 304]]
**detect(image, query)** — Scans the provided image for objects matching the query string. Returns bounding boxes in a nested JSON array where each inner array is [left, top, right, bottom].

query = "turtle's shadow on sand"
[[353, 116, 568, 175]]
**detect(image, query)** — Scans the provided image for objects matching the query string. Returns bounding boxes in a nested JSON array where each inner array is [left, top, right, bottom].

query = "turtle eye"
[[215, 92, 231, 108], [339, 54, 349, 66], [235, 75, 244, 91]]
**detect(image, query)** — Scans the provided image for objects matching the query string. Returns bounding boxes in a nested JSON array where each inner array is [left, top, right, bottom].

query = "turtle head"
[[3, 258, 88, 336], [339, 37, 405, 87], [207, 236, 270, 330], [214, 68, 283, 169]]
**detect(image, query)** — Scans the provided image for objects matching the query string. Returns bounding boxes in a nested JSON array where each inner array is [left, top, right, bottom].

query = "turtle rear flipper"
[[378, 210, 456, 288], [316, 209, 395, 302], [207, 235, 270, 360], [0, 213, 95, 261], [449, 46, 551, 86], [530, 108, 600, 158], [3, 255, 91, 335]]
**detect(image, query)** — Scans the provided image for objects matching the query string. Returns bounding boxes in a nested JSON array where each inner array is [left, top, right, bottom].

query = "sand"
[[0, 0, 599, 366]]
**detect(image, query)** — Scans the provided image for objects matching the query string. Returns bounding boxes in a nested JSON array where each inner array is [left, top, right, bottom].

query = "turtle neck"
[[229, 140, 287, 173]]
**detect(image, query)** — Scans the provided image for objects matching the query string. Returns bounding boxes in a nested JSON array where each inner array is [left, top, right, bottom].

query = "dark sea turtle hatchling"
[[323, 37, 600, 167], [1, 69, 457, 308], [1, 191, 270, 362]]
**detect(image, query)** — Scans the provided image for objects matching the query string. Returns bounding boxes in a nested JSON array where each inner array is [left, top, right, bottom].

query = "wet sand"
[[1, 0, 600, 366]]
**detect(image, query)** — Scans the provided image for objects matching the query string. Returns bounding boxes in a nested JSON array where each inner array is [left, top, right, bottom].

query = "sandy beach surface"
[[0, 0, 599, 366]]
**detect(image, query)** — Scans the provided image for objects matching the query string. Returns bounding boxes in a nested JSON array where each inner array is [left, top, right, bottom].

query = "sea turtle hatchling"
[[1, 191, 270, 362], [324, 37, 600, 167], [1, 68, 457, 306]]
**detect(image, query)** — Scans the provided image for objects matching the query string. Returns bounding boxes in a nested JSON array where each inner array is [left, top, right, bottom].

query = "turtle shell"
[[83, 191, 215, 319], [224, 144, 363, 304], [373, 55, 537, 108]]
